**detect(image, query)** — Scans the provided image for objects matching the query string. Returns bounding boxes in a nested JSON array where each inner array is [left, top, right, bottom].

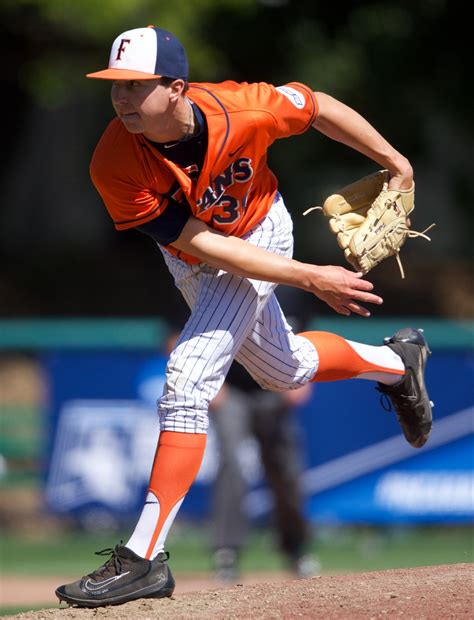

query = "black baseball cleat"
[[377, 327, 433, 448], [55, 544, 175, 608]]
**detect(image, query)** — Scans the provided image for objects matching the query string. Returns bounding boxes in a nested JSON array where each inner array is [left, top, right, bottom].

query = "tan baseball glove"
[[304, 170, 434, 278]]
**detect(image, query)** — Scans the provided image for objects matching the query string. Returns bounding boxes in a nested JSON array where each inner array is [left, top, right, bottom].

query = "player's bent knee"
[[251, 375, 311, 392]]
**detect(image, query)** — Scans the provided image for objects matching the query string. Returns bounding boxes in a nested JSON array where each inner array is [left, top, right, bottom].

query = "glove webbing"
[[363, 220, 436, 279], [303, 207, 436, 279]]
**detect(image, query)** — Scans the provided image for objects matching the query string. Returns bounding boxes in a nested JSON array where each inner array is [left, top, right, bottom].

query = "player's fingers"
[[350, 290, 383, 305], [351, 273, 375, 291], [345, 302, 371, 317], [335, 306, 351, 316], [329, 301, 350, 316]]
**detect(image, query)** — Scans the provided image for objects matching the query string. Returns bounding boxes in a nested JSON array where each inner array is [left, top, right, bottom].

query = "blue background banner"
[[42, 338, 474, 527]]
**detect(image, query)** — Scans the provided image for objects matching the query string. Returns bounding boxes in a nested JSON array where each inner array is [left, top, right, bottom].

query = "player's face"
[[110, 79, 173, 135]]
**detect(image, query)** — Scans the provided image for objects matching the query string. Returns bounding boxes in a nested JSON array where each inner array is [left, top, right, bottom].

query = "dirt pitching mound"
[[6, 563, 473, 619]]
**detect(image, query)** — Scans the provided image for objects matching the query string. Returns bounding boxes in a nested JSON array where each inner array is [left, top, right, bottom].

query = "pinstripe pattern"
[[158, 195, 318, 433]]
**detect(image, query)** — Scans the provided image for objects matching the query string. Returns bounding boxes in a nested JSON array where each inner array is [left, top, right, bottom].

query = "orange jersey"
[[90, 81, 318, 263]]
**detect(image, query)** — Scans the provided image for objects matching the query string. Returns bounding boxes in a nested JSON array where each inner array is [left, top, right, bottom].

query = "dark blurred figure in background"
[[209, 360, 320, 583]]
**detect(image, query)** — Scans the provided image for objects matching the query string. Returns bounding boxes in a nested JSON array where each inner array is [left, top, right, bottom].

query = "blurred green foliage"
[[3, 0, 469, 122], [3, 0, 259, 107], [0, 0, 472, 318], [7, 0, 466, 212]]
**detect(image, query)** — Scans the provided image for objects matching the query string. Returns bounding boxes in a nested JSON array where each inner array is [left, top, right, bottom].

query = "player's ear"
[[168, 79, 186, 102]]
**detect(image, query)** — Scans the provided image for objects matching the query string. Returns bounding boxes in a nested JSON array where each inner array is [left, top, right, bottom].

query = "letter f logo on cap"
[[86, 26, 189, 81], [116, 38, 131, 61]]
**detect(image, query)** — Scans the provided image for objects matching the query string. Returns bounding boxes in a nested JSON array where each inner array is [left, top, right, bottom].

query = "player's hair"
[[158, 77, 189, 94]]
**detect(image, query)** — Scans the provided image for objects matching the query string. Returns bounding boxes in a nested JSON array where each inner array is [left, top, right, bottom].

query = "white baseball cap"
[[86, 26, 188, 81]]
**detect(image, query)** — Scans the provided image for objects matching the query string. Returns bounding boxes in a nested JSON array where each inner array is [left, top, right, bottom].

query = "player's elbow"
[[312, 91, 340, 127], [172, 216, 225, 261]]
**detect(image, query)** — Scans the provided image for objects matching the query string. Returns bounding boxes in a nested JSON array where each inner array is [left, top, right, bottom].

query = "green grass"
[[0, 605, 48, 617], [1, 523, 472, 577], [0, 525, 472, 616]]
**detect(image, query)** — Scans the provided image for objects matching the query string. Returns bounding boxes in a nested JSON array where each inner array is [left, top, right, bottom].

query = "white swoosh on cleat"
[[84, 571, 131, 591]]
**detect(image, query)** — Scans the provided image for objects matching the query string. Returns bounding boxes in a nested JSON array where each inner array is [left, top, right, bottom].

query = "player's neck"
[[144, 97, 195, 144]]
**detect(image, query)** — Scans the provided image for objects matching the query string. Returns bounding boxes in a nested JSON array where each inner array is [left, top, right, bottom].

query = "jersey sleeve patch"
[[276, 86, 306, 109]]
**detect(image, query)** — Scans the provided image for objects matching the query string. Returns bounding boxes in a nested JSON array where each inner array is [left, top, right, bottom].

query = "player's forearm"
[[173, 217, 382, 316], [312, 92, 412, 184], [172, 217, 312, 289]]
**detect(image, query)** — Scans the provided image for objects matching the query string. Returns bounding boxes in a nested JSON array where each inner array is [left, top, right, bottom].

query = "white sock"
[[347, 340, 405, 385], [126, 491, 184, 559]]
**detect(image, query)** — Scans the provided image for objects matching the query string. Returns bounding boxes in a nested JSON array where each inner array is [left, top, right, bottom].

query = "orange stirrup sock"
[[298, 331, 404, 382], [126, 431, 206, 559]]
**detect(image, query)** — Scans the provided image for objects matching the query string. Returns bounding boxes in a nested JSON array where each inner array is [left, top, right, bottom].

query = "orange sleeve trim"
[[286, 82, 319, 132]]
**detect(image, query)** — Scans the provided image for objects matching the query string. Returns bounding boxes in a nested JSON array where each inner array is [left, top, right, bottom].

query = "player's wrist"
[[296, 263, 326, 294], [387, 157, 413, 189]]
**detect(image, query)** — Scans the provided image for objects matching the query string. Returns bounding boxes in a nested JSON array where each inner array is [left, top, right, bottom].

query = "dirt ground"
[[3, 563, 473, 619]]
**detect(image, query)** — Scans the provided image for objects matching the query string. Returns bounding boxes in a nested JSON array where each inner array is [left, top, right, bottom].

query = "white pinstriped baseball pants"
[[158, 194, 318, 434]]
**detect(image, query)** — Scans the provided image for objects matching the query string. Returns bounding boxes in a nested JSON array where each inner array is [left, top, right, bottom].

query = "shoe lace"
[[379, 392, 392, 412], [377, 385, 417, 415], [87, 544, 123, 580]]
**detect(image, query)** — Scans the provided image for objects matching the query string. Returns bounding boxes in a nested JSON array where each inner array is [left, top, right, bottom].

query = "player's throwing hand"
[[304, 266, 383, 317]]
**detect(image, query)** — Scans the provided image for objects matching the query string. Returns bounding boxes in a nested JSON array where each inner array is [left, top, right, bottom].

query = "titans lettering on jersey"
[[197, 157, 254, 225], [91, 81, 318, 262]]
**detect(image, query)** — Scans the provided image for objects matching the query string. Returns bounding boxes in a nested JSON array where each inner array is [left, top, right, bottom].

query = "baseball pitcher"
[[56, 25, 433, 607]]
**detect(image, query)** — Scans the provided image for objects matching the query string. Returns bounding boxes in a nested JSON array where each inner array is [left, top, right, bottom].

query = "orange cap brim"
[[86, 68, 163, 80]]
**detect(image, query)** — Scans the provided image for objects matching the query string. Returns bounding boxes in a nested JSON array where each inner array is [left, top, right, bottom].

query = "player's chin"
[[119, 115, 143, 132]]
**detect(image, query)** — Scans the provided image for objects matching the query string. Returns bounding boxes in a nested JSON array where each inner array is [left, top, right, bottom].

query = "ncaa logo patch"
[[276, 86, 305, 109]]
